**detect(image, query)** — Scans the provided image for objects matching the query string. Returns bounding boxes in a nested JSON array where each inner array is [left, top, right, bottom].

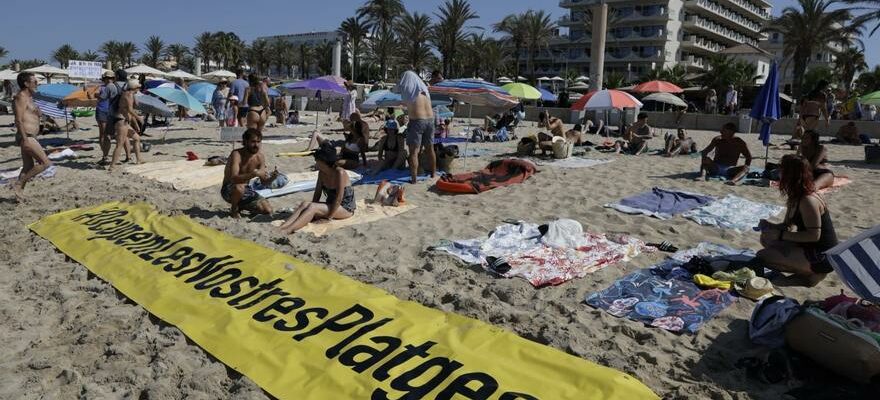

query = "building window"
[[816, 53, 822, 61]]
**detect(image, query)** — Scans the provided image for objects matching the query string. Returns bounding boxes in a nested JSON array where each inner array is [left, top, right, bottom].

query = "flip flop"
[[647, 241, 679, 252]]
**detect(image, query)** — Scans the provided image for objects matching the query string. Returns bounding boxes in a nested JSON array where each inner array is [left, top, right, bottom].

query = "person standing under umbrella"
[[11, 72, 51, 201], [212, 79, 230, 127], [396, 71, 435, 184]]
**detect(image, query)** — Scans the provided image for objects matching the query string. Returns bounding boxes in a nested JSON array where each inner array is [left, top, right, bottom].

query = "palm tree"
[[396, 11, 434, 72], [604, 71, 627, 89], [165, 44, 190, 70], [80, 50, 100, 62], [118, 41, 138, 67], [854, 65, 880, 94], [99, 40, 121, 68], [834, 47, 868, 97], [9, 59, 46, 70], [248, 39, 270, 76], [493, 13, 528, 79], [144, 35, 165, 67], [314, 41, 336, 76], [845, 0, 880, 35], [193, 32, 215, 71], [765, 0, 863, 99], [298, 43, 313, 79], [432, 0, 479, 77], [52, 44, 79, 68], [358, 0, 405, 79], [213, 32, 245, 70], [0, 46, 8, 63], [698, 55, 760, 94], [523, 10, 556, 84], [339, 16, 370, 81], [641, 65, 690, 87]]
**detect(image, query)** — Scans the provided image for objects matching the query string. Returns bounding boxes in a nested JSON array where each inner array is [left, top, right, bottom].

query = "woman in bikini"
[[243, 74, 270, 131], [277, 142, 356, 234], [756, 154, 839, 287], [798, 130, 834, 191], [799, 81, 830, 132]]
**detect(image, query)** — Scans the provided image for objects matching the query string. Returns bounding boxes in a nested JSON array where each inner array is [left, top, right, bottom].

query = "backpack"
[[749, 295, 801, 348]]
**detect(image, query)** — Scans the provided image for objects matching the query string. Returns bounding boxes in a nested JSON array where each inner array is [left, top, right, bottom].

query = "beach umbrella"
[[750, 62, 781, 167], [568, 82, 591, 92], [134, 93, 173, 117], [538, 88, 558, 102], [0, 69, 18, 81], [187, 82, 217, 104], [433, 78, 508, 94], [429, 87, 518, 109], [166, 69, 203, 81], [201, 69, 237, 81], [537, 76, 550, 81], [500, 83, 541, 100], [642, 92, 687, 107], [125, 64, 168, 78], [515, 76, 527, 81], [145, 79, 182, 90], [575, 75, 589, 82], [317, 75, 347, 86], [632, 80, 684, 94], [33, 98, 72, 119], [570, 89, 642, 111], [361, 89, 451, 110], [860, 90, 880, 106], [278, 78, 347, 98], [147, 87, 207, 114], [434, 105, 454, 119], [267, 87, 282, 98], [550, 76, 565, 82], [361, 89, 392, 110], [25, 64, 69, 83], [35, 83, 78, 102], [62, 84, 101, 107]]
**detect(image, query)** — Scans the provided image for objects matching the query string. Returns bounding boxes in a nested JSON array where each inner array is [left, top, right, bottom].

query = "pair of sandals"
[[647, 241, 679, 253]]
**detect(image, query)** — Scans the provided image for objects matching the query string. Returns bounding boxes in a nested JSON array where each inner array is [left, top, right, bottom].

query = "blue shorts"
[[96, 110, 109, 123], [713, 162, 733, 177]]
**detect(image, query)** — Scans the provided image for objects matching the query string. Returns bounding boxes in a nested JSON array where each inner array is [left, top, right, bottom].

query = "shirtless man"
[[615, 112, 652, 155], [11, 72, 51, 200], [221, 128, 274, 218], [835, 122, 861, 145], [697, 122, 752, 184], [397, 71, 435, 183], [108, 79, 144, 171], [664, 128, 697, 157]]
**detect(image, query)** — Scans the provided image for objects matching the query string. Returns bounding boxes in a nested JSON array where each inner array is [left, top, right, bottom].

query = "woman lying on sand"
[[756, 154, 838, 287], [277, 142, 356, 234]]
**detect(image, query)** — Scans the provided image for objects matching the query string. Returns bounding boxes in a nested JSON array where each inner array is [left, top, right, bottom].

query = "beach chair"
[[826, 225, 880, 303]]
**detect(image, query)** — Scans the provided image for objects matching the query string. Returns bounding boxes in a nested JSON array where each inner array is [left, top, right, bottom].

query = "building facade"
[[536, 0, 771, 82]]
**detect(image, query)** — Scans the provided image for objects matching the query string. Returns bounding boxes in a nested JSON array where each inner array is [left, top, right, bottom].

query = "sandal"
[[647, 241, 679, 252], [485, 256, 511, 274]]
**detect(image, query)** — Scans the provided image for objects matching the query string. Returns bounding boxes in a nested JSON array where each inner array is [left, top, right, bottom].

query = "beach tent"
[[24, 64, 69, 83], [201, 69, 237, 81], [125, 64, 168, 78], [166, 69, 203, 81]]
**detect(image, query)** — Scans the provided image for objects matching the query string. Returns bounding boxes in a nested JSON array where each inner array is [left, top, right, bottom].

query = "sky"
[[1, 0, 877, 67]]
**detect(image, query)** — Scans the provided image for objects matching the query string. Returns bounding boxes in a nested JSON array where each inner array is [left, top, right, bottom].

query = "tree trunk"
[[791, 53, 808, 101]]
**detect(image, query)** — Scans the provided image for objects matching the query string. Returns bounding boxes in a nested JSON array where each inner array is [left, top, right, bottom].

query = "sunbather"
[[798, 130, 834, 191], [756, 154, 838, 287], [697, 122, 752, 184], [537, 116, 566, 155], [565, 124, 585, 146], [372, 116, 408, 174], [277, 142, 355, 234], [615, 113, 651, 155], [835, 121, 861, 145], [221, 128, 274, 218], [664, 128, 697, 157]]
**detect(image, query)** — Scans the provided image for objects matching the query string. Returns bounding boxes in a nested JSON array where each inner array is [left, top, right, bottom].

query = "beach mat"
[[278, 200, 417, 237], [262, 137, 307, 145], [535, 157, 612, 169], [682, 195, 784, 232], [606, 188, 715, 220], [123, 160, 225, 191], [586, 243, 754, 333], [252, 170, 362, 198]]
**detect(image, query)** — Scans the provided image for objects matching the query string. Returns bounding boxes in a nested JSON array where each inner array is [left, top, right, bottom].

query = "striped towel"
[[34, 99, 72, 120], [827, 225, 880, 303]]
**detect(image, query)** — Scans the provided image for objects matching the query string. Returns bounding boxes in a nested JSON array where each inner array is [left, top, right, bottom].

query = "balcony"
[[718, 0, 771, 21], [558, 14, 585, 27], [684, 0, 763, 34], [608, 27, 668, 42], [681, 36, 726, 53], [682, 15, 758, 46], [682, 55, 708, 70], [616, 5, 669, 21]]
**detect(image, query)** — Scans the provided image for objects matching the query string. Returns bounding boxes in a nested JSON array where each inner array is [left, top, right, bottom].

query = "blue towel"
[[434, 137, 468, 144], [607, 188, 714, 220], [355, 168, 431, 185]]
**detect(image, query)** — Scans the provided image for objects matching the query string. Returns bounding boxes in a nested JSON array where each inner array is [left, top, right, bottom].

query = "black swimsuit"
[[322, 185, 356, 213], [790, 196, 838, 273]]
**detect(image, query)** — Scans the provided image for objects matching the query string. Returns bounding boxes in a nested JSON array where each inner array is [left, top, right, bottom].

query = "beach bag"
[[785, 307, 880, 383], [551, 137, 573, 159], [517, 138, 536, 156], [825, 224, 880, 303], [495, 127, 510, 142], [749, 295, 801, 348]]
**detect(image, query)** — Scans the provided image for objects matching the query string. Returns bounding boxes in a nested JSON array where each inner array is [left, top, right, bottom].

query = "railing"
[[719, 0, 771, 20], [682, 36, 725, 53], [683, 15, 758, 46], [687, 0, 762, 33]]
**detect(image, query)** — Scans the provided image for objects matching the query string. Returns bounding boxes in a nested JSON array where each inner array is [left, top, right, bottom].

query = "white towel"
[[395, 71, 430, 104]]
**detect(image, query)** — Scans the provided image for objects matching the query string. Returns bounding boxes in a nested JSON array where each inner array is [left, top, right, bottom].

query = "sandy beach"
[[1, 112, 878, 399]]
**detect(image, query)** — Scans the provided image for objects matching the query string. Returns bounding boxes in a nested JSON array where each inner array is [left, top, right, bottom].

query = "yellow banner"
[[29, 202, 657, 400]]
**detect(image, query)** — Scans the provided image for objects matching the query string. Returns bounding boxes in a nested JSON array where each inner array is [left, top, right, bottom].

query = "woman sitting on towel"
[[798, 130, 834, 191], [277, 142, 356, 234], [756, 154, 838, 287], [371, 115, 408, 174]]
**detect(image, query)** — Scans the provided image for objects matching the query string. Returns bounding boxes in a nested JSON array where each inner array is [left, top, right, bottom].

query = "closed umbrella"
[[632, 80, 684, 94], [750, 61, 781, 167], [642, 92, 687, 108], [147, 87, 207, 114], [187, 82, 217, 104], [570, 90, 642, 111], [500, 83, 541, 100]]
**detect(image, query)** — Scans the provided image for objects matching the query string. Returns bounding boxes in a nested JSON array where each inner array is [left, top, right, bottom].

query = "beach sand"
[[1, 111, 877, 399]]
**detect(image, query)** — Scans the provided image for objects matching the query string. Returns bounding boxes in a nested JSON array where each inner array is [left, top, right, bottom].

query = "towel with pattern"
[[586, 243, 754, 333], [682, 195, 784, 232]]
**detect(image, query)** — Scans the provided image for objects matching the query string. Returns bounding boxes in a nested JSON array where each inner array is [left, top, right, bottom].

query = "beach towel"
[[355, 168, 432, 186], [586, 243, 754, 333], [48, 148, 77, 161], [682, 195, 784, 232], [434, 222, 650, 287], [606, 188, 715, 220], [0, 165, 57, 185], [278, 200, 417, 237], [262, 137, 307, 145], [826, 224, 880, 303], [436, 159, 537, 194], [535, 157, 613, 169], [251, 170, 362, 198], [123, 160, 225, 191]]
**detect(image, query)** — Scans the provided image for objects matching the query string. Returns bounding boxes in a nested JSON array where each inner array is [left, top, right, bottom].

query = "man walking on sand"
[[11, 72, 52, 201], [229, 69, 250, 128], [396, 71, 435, 184]]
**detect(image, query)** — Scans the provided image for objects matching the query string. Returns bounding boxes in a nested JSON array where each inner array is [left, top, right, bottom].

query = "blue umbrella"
[[148, 87, 207, 114], [433, 78, 508, 94], [363, 89, 453, 109], [135, 94, 173, 117], [434, 105, 454, 119], [267, 87, 281, 97], [538, 88, 558, 102], [145, 79, 182, 90], [35, 83, 78, 102], [750, 62, 781, 148], [187, 82, 217, 103]]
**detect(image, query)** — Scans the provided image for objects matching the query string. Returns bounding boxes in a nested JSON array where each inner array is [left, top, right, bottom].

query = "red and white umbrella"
[[570, 89, 643, 111], [632, 80, 684, 94]]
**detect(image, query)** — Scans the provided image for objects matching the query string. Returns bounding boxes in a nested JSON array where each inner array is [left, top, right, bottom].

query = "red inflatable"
[[435, 159, 537, 194]]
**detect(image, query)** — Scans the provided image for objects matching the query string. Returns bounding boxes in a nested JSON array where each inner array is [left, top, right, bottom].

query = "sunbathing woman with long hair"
[[756, 154, 838, 287], [277, 142, 356, 234]]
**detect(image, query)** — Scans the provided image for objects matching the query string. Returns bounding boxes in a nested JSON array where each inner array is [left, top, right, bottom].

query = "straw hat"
[[736, 277, 775, 301]]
